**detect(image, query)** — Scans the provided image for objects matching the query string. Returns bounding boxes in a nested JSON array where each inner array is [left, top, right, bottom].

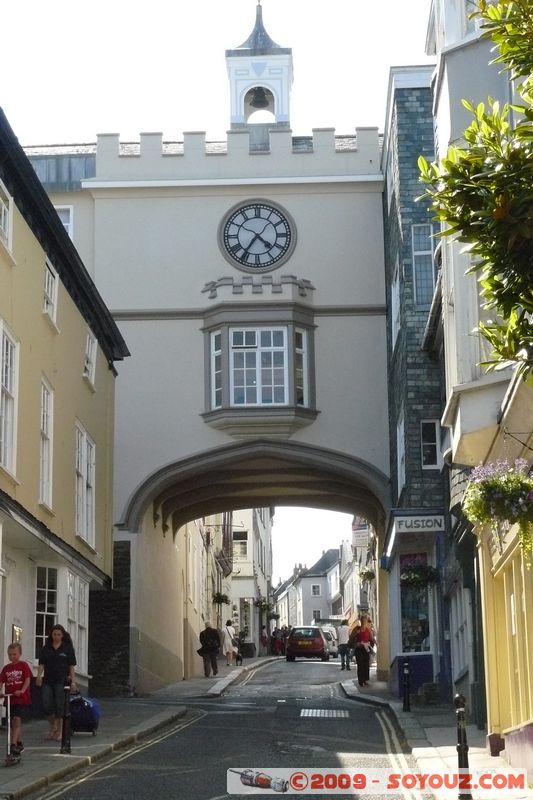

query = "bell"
[[250, 87, 269, 109]]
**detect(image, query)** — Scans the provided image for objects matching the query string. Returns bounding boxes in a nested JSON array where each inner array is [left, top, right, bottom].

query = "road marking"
[[31, 711, 206, 800], [300, 709, 350, 718], [376, 710, 421, 800]]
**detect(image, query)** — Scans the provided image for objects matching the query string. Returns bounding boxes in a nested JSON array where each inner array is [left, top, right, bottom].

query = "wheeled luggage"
[[69, 691, 100, 735]]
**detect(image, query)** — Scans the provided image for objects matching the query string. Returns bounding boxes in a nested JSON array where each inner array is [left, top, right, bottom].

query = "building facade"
[[425, 0, 533, 770], [0, 108, 128, 693], [26, 4, 392, 690]]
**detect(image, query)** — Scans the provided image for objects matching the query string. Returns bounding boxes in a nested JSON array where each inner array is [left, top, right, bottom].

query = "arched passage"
[[117, 439, 391, 536]]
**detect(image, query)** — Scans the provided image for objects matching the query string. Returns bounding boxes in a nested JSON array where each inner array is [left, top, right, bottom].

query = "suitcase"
[[69, 692, 100, 735]]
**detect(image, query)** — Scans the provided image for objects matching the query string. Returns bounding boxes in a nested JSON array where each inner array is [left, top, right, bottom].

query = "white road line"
[[33, 711, 206, 800]]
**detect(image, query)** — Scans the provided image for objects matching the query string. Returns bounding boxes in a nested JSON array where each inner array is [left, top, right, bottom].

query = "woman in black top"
[[36, 624, 77, 741]]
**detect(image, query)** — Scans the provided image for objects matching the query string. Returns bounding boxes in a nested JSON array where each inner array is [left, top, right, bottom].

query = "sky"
[[2, 0, 433, 146], [271, 507, 353, 586]]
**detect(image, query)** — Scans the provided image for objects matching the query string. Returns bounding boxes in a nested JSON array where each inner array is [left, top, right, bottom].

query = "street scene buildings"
[[0, 0, 532, 775]]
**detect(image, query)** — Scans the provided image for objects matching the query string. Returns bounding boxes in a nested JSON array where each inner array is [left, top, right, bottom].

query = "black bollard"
[[402, 659, 411, 712], [453, 693, 472, 800], [60, 679, 72, 754]]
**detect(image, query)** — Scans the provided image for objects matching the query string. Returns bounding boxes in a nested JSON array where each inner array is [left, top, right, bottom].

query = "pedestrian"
[[337, 620, 351, 671], [352, 615, 375, 687], [222, 619, 238, 666], [35, 624, 77, 741], [260, 626, 269, 656], [198, 621, 220, 677], [0, 642, 33, 756]]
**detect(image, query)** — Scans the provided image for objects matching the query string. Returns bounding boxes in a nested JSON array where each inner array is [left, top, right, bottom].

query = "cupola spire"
[[226, 2, 293, 131]]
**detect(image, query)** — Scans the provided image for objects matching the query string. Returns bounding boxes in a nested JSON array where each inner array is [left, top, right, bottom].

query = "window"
[[54, 206, 73, 238], [0, 324, 18, 474], [233, 530, 248, 560], [40, 380, 53, 507], [211, 331, 222, 409], [313, 610, 322, 621], [397, 411, 405, 495], [43, 261, 59, 323], [391, 261, 400, 348], [412, 224, 435, 309], [400, 554, 430, 653], [208, 323, 312, 412], [311, 584, 321, 596], [231, 328, 288, 406], [67, 571, 88, 672], [75, 423, 95, 547], [421, 420, 441, 469], [35, 566, 57, 658], [83, 330, 97, 384], [0, 179, 12, 251]]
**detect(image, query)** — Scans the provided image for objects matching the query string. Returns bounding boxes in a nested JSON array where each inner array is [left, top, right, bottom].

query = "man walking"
[[337, 620, 351, 671], [199, 622, 220, 677]]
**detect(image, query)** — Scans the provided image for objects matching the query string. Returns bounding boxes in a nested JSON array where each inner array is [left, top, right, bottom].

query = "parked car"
[[322, 629, 338, 658], [286, 626, 330, 661]]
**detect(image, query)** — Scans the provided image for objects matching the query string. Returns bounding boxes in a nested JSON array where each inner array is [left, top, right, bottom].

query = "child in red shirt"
[[0, 642, 33, 755]]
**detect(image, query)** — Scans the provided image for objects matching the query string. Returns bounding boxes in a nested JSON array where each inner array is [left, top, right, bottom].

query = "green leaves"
[[419, 1, 533, 379]]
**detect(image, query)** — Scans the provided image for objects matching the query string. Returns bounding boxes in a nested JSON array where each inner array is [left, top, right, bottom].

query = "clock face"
[[220, 201, 295, 271]]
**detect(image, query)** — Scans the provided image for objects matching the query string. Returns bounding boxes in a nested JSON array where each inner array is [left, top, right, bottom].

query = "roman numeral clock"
[[219, 200, 296, 272]]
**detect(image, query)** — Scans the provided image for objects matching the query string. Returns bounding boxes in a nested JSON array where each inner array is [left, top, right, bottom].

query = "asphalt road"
[[27, 659, 423, 800]]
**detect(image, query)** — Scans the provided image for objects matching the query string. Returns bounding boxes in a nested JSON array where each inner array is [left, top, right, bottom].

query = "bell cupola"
[[226, 1, 293, 129]]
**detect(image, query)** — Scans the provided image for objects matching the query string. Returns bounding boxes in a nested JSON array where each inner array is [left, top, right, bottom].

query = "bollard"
[[402, 659, 411, 712], [453, 693, 472, 800], [60, 679, 72, 754]]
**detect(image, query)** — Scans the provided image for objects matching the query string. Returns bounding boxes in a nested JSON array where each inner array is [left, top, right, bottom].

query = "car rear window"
[[291, 628, 320, 638]]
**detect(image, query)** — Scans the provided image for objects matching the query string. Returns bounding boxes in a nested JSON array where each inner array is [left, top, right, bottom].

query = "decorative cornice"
[[202, 274, 315, 299]]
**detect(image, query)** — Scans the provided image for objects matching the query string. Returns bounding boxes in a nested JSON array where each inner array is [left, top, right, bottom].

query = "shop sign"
[[395, 515, 444, 533]]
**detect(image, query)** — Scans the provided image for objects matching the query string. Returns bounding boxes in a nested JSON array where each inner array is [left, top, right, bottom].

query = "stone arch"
[[117, 439, 391, 536]]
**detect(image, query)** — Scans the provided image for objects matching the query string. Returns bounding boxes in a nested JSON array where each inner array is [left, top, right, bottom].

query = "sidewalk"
[[340, 667, 533, 799], [0, 657, 531, 799], [0, 658, 271, 799]]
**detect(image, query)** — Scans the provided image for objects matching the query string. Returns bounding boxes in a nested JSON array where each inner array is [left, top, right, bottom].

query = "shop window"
[[400, 553, 431, 653]]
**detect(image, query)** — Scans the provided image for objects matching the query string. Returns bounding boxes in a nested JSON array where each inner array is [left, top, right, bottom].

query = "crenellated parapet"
[[89, 127, 381, 183]]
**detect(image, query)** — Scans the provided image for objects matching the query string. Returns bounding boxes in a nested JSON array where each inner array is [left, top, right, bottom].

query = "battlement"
[[90, 127, 381, 183]]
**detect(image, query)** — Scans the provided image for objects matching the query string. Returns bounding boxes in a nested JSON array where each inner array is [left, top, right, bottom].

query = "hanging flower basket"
[[462, 459, 533, 565], [359, 568, 375, 583], [253, 599, 271, 612], [399, 565, 439, 587], [267, 612, 280, 621], [212, 592, 230, 605]]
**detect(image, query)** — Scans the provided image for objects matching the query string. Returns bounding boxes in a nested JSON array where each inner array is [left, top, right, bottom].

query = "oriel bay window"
[[203, 310, 317, 436]]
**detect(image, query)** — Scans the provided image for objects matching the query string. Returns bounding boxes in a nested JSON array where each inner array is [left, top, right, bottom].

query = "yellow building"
[[469, 376, 533, 772], [0, 108, 128, 690]]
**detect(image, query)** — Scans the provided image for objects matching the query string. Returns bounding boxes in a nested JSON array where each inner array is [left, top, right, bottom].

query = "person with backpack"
[[198, 622, 220, 678]]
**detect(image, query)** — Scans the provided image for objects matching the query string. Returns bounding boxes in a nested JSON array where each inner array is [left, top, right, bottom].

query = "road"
[[28, 659, 423, 800]]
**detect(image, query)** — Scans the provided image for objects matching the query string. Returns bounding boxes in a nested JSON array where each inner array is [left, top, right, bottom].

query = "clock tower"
[[225, 1, 293, 131]]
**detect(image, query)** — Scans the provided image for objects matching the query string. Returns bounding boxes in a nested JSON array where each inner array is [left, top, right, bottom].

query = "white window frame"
[[397, 410, 405, 495], [211, 331, 222, 409], [233, 530, 248, 560], [0, 322, 18, 475], [34, 566, 58, 659], [412, 224, 435, 308], [313, 609, 322, 621], [311, 584, 321, 597], [39, 379, 54, 508], [54, 205, 73, 238], [421, 419, 442, 469], [43, 260, 59, 323], [75, 422, 95, 548], [83, 330, 97, 384], [391, 261, 400, 348], [0, 179, 13, 252], [229, 327, 288, 407], [294, 328, 308, 407], [67, 571, 88, 673]]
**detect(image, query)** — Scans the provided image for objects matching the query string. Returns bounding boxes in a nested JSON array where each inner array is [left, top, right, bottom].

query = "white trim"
[[82, 174, 384, 190]]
